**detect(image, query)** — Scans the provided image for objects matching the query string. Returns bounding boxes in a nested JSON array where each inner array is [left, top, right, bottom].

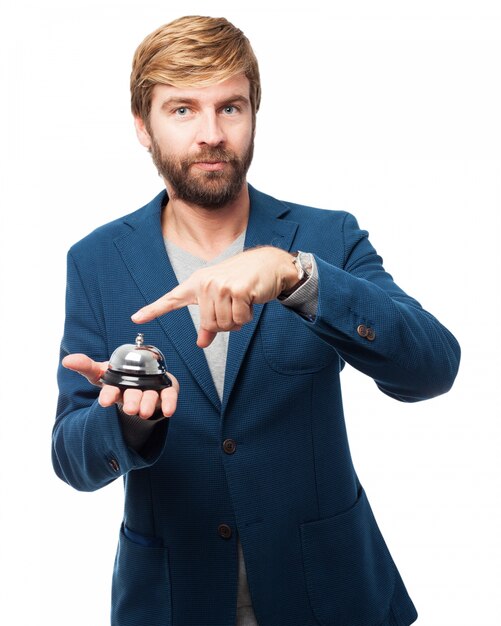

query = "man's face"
[[136, 74, 254, 209]]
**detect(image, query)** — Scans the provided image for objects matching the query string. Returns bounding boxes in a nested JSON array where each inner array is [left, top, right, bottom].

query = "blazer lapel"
[[222, 186, 298, 413], [114, 192, 221, 411]]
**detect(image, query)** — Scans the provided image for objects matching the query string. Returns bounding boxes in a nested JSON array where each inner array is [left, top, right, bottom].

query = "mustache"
[[185, 147, 238, 165]]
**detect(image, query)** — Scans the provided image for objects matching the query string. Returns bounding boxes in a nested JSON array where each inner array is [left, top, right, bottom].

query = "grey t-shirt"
[[165, 232, 246, 400]]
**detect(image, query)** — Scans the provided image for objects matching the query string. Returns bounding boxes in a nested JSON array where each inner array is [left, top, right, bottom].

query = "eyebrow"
[[160, 94, 250, 111]]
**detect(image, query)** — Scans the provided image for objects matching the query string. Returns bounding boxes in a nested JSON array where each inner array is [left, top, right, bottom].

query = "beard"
[[149, 136, 254, 210]]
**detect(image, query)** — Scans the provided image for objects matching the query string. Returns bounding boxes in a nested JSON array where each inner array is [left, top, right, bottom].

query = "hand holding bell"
[[62, 334, 178, 419]]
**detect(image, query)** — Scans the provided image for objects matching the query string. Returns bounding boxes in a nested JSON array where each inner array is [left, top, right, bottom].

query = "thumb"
[[197, 328, 218, 349], [62, 354, 107, 386]]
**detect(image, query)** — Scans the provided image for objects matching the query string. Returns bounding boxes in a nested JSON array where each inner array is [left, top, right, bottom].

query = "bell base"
[[100, 369, 172, 391]]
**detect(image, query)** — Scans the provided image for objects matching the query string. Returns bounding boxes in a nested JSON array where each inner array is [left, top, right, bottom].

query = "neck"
[[161, 183, 250, 261]]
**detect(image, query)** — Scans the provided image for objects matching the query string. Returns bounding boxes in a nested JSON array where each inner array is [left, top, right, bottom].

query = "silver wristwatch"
[[278, 251, 312, 299]]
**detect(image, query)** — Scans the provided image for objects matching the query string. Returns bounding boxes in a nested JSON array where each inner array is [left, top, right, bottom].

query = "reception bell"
[[100, 333, 172, 391]]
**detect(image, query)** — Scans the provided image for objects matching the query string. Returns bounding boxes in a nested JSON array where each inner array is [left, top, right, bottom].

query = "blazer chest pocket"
[[300, 488, 397, 626], [112, 524, 171, 626], [259, 301, 337, 374]]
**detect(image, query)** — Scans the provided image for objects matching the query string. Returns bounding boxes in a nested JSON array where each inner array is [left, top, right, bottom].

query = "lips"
[[192, 161, 227, 171]]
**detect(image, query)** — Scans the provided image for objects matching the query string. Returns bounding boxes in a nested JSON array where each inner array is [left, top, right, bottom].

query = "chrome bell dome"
[[100, 333, 172, 390]]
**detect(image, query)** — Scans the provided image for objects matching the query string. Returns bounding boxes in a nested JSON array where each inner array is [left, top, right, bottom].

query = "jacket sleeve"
[[304, 212, 460, 402], [52, 251, 169, 492]]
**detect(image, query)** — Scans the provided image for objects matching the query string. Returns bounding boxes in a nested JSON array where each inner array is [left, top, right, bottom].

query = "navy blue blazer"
[[53, 185, 460, 626]]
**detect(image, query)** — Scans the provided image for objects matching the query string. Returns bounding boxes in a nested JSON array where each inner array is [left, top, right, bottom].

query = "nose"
[[196, 110, 225, 147]]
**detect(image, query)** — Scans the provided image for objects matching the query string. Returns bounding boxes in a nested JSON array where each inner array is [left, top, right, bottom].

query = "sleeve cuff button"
[[108, 458, 120, 472]]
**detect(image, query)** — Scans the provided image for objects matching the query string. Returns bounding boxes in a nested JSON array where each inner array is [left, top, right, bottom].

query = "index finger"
[[131, 283, 195, 324]]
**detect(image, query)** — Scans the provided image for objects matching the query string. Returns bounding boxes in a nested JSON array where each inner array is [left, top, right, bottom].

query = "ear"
[[134, 116, 152, 149]]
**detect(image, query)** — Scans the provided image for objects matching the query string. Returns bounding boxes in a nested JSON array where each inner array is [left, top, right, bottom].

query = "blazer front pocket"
[[300, 487, 396, 626], [112, 524, 172, 626]]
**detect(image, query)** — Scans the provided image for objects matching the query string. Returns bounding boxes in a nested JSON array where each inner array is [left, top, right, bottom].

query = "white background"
[[0, 1, 500, 624]]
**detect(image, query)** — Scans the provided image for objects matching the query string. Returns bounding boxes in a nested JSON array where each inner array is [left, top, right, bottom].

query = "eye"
[[223, 105, 238, 115], [175, 107, 189, 116]]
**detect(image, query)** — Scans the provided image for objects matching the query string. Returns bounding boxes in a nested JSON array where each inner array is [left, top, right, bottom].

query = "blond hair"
[[131, 16, 261, 125]]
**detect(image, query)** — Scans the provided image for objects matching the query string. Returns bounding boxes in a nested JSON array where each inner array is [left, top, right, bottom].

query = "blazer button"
[[108, 458, 120, 472], [222, 439, 237, 454], [218, 524, 232, 540], [366, 327, 376, 341], [357, 324, 368, 338]]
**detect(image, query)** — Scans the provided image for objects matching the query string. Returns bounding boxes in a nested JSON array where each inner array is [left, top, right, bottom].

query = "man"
[[53, 15, 460, 626]]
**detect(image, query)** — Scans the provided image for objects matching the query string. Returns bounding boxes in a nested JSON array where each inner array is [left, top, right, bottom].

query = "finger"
[[122, 389, 143, 415], [166, 371, 179, 393], [214, 293, 235, 331], [198, 292, 217, 332], [131, 282, 195, 324], [231, 298, 253, 327], [99, 385, 122, 407], [197, 328, 218, 348], [62, 354, 107, 386], [160, 376, 179, 417], [197, 322, 242, 348], [138, 390, 160, 420], [196, 292, 219, 348]]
